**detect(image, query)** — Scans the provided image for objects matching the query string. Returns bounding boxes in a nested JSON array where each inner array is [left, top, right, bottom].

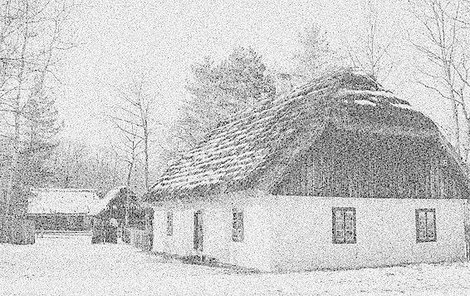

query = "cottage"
[[144, 69, 470, 272], [89, 187, 148, 244], [28, 188, 99, 232]]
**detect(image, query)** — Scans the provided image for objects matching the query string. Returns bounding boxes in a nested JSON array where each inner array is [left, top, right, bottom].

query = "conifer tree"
[[19, 81, 61, 188], [175, 46, 276, 150]]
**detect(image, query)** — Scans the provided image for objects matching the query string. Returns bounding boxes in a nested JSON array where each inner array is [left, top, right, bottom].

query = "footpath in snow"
[[1, 235, 470, 296]]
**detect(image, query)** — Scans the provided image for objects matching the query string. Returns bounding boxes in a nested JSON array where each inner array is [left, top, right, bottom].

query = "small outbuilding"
[[89, 186, 145, 243], [27, 188, 99, 232], [144, 69, 470, 272]]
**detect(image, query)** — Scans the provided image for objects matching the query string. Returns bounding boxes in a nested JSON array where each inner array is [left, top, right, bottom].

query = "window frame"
[[232, 208, 244, 243], [166, 211, 173, 236], [415, 208, 437, 243], [332, 207, 357, 244], [193, 210, 203, 251]]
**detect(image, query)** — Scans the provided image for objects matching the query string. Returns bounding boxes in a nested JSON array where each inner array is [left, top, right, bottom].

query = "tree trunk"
[[459, 96, 470, 162], [6, 112, 20, 215], [144, 133, 149, 191], [125, 162, 133, 227], [142, 114, 149, 191], [452, 99, 461, 156], [6, 6, 29, 215]]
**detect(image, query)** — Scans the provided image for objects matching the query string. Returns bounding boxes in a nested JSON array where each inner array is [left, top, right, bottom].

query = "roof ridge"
[[146, 69, 446, 202], [31, 188, 98, 193]]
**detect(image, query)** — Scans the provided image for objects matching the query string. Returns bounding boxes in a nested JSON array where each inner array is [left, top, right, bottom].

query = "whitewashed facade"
[[152, 191, 274, 271], [272, 196, 465, 271], [151, 192, 466, 271]]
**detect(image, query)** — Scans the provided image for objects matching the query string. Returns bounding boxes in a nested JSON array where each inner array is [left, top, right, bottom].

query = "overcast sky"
[[55, 0, 451, 153]]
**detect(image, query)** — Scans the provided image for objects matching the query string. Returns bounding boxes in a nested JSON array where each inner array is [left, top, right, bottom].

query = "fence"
[[124, 227, 152, 251], [466, 201, 470, 261], [0, 215, 35, 245], [466, 223, 470, 261]]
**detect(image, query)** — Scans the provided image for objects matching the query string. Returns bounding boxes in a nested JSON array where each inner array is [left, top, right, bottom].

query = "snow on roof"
[[145, 69, 455, 203], [88, 186, 125, 216], [28, 188, 100, 215], [391, 103, 414, 110], [354, 99, 377, 106], [341, 89, 397, 99]]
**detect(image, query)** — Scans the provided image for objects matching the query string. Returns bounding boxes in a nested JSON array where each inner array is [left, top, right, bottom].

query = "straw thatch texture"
[[145, 69, 466, 202]]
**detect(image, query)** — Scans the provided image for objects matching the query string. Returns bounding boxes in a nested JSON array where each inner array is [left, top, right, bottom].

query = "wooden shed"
[[144, 69, 470, 271], [27, 188, 99, 233], [89, 187, 147, 244], [89, 186, 142, 226]]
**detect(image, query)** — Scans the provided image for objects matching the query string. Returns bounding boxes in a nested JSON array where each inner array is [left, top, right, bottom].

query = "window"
[[194, 210, 203, 251], [416, 209, 436, 242], [76, 216, 84, 230], [232, 208, 244, 242], [332, 207, 356, 244], [166, 211, 173, 236]]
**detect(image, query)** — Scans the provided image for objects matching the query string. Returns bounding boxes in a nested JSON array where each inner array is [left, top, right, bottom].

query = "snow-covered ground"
[[1, 235, 470, 296]]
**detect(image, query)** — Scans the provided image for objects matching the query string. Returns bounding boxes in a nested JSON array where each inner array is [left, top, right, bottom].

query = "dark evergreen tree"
[[19, 83, 61, 188], [175, 47, 276, 150]]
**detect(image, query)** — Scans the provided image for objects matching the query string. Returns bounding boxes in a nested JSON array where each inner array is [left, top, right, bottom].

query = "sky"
[[55, 0, 452, 155]]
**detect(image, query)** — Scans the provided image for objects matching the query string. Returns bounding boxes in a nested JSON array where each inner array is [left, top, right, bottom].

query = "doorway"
[[193, 210, 203, 252]]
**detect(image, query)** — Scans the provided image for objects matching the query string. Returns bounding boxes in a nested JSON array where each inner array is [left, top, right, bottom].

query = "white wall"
[[152, 210, 165, 252], [272, 196, 466, 271], [151, 191, 275, 271], [152, 208, 194, 255]]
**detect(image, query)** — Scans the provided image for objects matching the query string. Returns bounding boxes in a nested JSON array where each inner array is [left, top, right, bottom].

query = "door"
[[193, 210, 203, 252], [465, 200, 470, 260]]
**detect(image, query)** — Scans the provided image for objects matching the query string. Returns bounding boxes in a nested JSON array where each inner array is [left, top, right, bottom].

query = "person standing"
[[106, 217, 118, 243]]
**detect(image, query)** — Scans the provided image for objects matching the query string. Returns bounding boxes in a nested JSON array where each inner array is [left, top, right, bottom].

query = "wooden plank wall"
[[275, 129, 467, 199]]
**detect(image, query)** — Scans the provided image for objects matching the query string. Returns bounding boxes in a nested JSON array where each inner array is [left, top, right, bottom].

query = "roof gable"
[[145, 69, 465, 202]]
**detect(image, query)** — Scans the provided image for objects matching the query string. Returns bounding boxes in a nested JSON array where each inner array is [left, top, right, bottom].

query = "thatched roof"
[[28, 188, 99, 215], [144, 69, 468, 203]]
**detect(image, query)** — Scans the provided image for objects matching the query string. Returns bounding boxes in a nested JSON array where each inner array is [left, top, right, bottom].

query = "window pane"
[[344, 210, 355, 243], [335, 212, 344, 230], [167, 212, 173, 236], [418, 212, 426, 229], [335, 216, 344, 233], [417, 211, 426, 241], [427, 226, 435, 240], [345, 231, 354, 242], [232, 209, 244, 242], [344, 211, 354, 230], [426, 211, 435, 240]]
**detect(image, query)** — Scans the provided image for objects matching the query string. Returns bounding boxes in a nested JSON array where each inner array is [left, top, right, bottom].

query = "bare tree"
[[292, 24, 341, 82], [111, 125, 141, 190], [110, 130, 141, 226], [50, 140, 88, 188], [408, 0, 470, 159], [50, 140, 124, 193], [0, 0, 77, 215], [108, 72, 161, 192], [348, 0, 394, 81]]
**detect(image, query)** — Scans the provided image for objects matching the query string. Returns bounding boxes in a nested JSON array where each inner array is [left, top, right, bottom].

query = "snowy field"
[[1, 236, 470, 296]]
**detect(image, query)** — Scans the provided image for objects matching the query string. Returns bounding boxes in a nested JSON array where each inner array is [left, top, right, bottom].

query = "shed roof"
[[89, 186, 126, 216], [145, 69, 469, 203], [28, 188, 100, 215]]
